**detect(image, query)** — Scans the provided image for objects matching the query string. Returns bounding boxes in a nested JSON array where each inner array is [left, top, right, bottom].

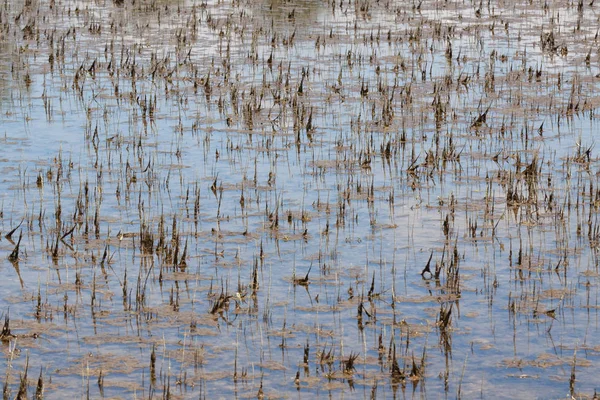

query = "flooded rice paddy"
[[2, 0, 600, 398]]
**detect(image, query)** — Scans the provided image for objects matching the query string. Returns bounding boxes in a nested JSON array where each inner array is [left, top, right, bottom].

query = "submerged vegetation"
[[1, 0, 600, 397]]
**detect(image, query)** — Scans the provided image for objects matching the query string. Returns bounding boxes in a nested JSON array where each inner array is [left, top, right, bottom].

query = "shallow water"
[[2, 0, 600, 398]]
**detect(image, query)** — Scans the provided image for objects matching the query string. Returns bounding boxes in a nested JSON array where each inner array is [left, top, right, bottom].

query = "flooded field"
[[2, 0, 600, 398]]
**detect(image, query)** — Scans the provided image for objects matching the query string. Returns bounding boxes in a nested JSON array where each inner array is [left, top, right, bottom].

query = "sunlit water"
[[1, 0, 600, 398]]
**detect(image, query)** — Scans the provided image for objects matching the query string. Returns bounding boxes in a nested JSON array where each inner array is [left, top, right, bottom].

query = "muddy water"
[[1, 0, 600, 398]]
